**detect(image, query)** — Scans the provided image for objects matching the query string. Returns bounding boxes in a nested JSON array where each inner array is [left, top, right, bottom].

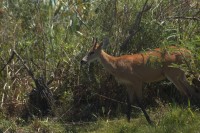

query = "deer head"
[[81, 37, 109, 65]]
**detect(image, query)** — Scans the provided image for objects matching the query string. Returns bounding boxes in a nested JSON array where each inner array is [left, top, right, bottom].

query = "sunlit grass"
[[0, 116, 65, 133], [68, 104, 200, 133], [1, 104, 200, 133]]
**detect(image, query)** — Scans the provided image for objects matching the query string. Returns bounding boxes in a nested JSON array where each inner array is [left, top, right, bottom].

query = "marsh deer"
[[81, 38, 195, 124]]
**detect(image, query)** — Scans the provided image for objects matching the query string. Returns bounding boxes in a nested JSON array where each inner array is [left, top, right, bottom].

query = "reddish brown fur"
[[81, 39, 195, 124]]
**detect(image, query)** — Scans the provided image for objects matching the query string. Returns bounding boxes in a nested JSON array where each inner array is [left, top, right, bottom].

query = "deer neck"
[[99, 50, 117, 74]]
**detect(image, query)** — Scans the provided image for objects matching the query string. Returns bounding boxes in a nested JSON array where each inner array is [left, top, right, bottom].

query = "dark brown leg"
[[135, 96, 153, 125], [127, 94, 131, 122]]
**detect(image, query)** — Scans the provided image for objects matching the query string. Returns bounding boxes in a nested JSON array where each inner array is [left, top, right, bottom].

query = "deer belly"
[[135, 68, 166, 83], [115, 77, 133, 84]]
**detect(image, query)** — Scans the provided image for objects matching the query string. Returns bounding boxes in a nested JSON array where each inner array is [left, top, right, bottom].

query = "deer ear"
[[101, 38, 109, 48], [92, 37, 98, 47]]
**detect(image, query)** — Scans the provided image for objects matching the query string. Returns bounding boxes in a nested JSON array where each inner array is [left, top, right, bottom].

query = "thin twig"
[[3, 126, 11, 133], [0, 51, 15, 72], [92, 92, 141, 110], [167, 16, 200, 21], [47, 61, 61, 85]]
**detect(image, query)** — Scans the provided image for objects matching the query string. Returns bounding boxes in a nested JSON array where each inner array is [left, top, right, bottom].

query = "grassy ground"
[[1, 103, 200, 133]]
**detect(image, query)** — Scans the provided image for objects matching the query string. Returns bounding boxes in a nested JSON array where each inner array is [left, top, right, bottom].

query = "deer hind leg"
[[177, 71, 200, 100], [164, 68, 192, 98], [126, 83, 152, 125]]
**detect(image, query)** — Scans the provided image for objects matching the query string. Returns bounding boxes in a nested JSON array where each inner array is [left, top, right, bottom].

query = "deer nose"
[[80, 60, 87, 66]]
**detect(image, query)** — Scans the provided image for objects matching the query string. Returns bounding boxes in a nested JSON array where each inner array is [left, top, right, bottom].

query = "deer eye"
[[89, 51, 95, 56]]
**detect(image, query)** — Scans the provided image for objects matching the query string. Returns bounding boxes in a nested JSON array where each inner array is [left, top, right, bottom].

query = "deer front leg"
[[126, 83, 153, 125], [127, 93, 132, 122], [135, 95, 153, 125]]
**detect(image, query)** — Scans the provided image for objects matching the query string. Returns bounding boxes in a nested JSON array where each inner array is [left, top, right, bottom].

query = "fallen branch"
[[13, 50, 36, 81], [13, 50, 54, 117]]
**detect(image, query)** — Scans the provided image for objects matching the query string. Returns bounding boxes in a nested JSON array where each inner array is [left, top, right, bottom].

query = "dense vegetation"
[[0, 0, 200, 132]]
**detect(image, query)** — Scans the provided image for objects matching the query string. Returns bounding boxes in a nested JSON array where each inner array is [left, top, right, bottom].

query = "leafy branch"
[[120, 0, 152, 52]]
